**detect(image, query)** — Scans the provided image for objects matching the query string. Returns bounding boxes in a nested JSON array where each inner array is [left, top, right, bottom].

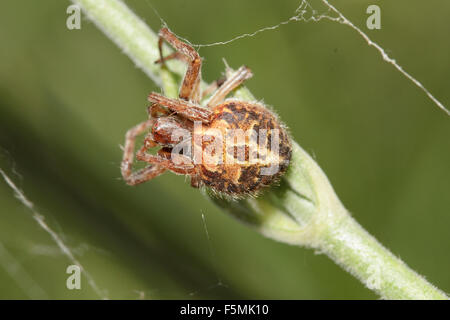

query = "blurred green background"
[[0, 0, 449, 299]]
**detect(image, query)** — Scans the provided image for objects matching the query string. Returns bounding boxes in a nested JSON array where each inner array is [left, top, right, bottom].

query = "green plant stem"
[[73, 0, 448, 299]]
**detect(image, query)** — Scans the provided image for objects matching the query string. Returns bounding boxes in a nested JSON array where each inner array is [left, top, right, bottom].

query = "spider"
[[121, 28, 292, 197]]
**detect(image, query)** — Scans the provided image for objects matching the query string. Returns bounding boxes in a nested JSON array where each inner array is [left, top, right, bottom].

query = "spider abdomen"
[[196, 100, 292, 196]]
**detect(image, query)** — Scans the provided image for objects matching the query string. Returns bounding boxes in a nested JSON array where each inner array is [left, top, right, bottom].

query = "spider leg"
[[155, 51, 189, 65], [153, 148, 200, 189], [201, 76, 226, 100], [147, 103, 169, 118], [122, 165, 167, 186], [136, 147, 197, 176], [158, 28, 202, 103], [190, 175, 201, 188], [207, 66, 253, 107], [121, 119, 167, 186], [148, 92, 212, 123], [157, 35, 190, 65]]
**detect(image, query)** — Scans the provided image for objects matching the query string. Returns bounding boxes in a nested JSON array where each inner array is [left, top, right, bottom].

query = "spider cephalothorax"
[[121, 28, 292, 197]]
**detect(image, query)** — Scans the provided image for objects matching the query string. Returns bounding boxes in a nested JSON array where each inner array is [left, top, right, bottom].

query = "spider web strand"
[[187, 0, 449, 116], [320, 0, 450, 116], [0, 168, 108, 299]]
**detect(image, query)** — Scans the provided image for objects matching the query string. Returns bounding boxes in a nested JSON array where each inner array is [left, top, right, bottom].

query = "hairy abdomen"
[[197, 100, 292, 196]]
